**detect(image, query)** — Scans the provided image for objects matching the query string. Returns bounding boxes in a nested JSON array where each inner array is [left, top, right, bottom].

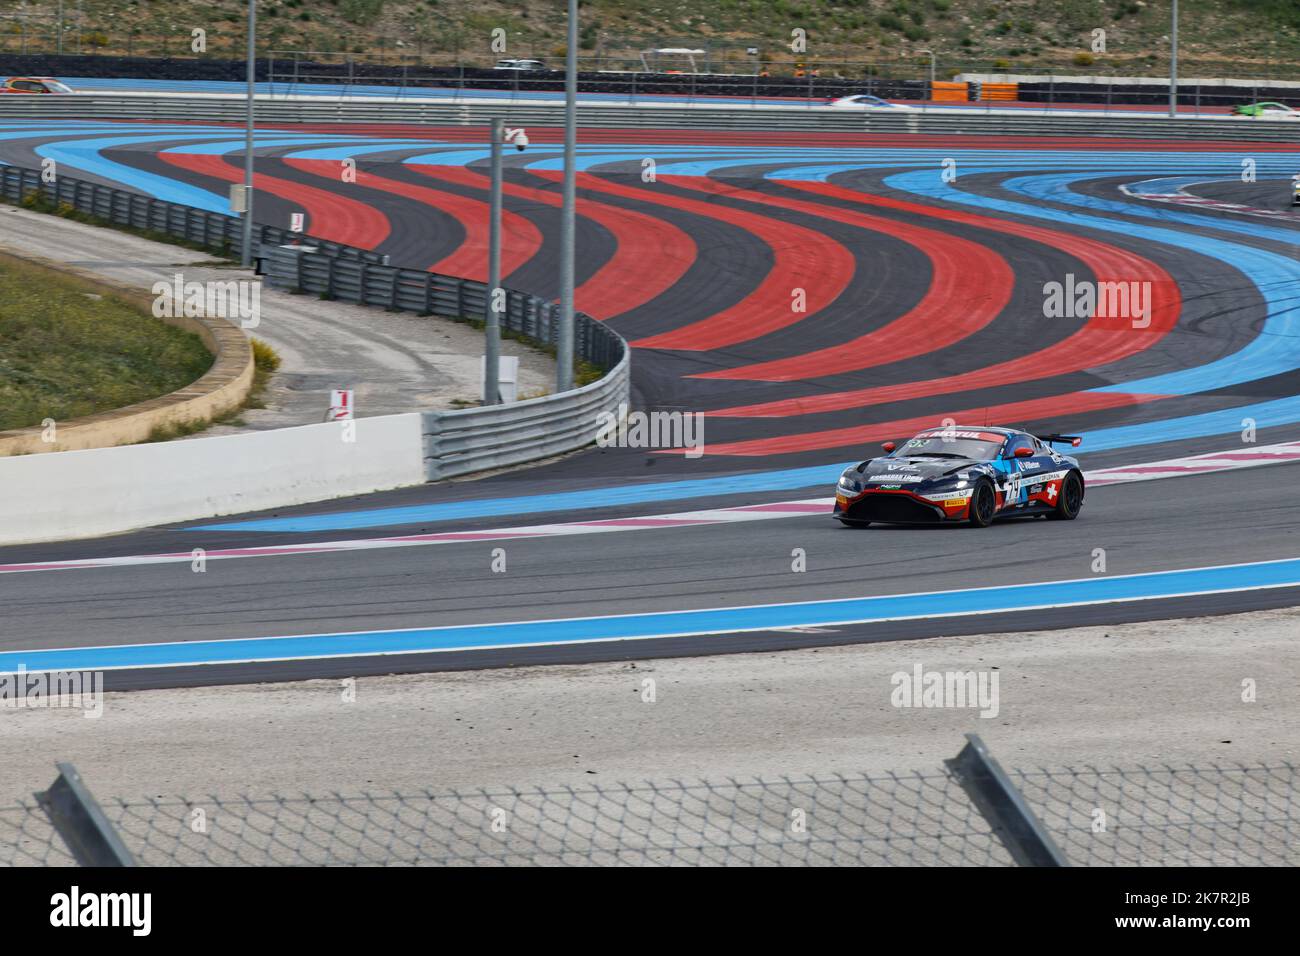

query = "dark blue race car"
[[832, 425, 1085, 528]]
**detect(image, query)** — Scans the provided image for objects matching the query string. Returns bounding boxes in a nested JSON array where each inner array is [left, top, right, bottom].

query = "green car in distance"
[[1233, 101, 1300, 119]]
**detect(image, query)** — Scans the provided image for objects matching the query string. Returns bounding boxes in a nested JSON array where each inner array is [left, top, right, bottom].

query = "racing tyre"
[[1048, 471, 1084, 520], [967, 479, 996, 528]]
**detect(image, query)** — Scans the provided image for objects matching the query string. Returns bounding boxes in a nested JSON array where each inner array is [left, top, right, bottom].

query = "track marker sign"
[[328, 389, 354, 421], [290, 212, 305, 233]]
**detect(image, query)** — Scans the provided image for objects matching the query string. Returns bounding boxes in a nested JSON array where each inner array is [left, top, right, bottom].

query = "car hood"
[[853, 456, 982, 483]]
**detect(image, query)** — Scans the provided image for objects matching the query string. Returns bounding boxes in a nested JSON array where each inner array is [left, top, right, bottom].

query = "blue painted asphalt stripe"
[[189, 462, 848, 531], [4, 556, 1300, 674]]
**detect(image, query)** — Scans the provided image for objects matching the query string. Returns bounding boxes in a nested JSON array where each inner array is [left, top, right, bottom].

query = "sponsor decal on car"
[[922, 489, 972, 502], [1018, 460, 1041, 471], [916, 429, 1004, 442], [867, 474, 922, 482]]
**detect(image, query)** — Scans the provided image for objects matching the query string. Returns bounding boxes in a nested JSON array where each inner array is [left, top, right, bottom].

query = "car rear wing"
[[1041, 433, 1082, 447]]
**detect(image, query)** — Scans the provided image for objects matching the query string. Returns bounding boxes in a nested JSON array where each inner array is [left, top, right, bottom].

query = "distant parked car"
[[1232, 101, 1300, 119], [0, 76, 75, 94], [827, 93, 911, 110], [493, 59, 548, 72]]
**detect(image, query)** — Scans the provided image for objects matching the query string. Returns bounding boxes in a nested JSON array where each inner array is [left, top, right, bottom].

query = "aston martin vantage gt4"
[[833, 426, 1085, 528]]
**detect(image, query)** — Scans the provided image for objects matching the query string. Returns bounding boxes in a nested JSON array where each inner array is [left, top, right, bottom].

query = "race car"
[[1232, 101, 1300, 119], [1292, 173, 1300, 207], [0, 76, 74, 94], [827, 93, 912, 110], [833, 425, 1085, 528]]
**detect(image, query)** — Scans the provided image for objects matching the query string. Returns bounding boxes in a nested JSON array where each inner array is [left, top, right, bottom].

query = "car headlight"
[[837, 471, 862, 493]]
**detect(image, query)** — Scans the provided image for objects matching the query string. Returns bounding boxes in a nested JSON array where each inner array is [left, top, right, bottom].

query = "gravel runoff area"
[[3, 607, 1296, 802], [0, 204, 557, 434]]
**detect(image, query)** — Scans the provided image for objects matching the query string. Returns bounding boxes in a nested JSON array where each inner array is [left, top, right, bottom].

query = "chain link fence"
[[4, 742, 1296, 867]]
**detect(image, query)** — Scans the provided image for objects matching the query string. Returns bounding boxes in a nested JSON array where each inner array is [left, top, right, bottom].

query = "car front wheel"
[[1048, 471, 1084, 520]]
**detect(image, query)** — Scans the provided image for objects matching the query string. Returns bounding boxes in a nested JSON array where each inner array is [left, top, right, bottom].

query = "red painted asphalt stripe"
[[545, 174, 855, 350], [283, 158, 542, 281], [673, 177, 1013, 381], [159, 152, 391, 249], [424, 166, 698, 318], [687, 391, 1164, 457], [1206, 452, 1300, 461], [708, 179, 1181, 417], [1101, 464, 1235, 474]]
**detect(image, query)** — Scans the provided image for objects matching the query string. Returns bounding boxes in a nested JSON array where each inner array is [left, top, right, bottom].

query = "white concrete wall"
[[0, 414, 426, 545]]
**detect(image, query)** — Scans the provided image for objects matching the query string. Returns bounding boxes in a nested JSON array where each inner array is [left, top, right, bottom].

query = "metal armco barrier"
[[422, 351, 629, 480], [0, 165, 387, 265], [262, 246, 629, 480], [1, 93, 1298, 141]]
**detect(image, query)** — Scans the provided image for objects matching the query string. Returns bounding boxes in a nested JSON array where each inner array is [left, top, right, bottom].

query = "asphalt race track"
[[1, 118, 1297, 686]]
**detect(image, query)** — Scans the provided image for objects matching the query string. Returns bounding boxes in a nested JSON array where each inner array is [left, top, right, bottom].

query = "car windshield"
[[895, 431, 1005, 460]]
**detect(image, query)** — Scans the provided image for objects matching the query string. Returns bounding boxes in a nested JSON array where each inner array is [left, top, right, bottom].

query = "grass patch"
[[0, 256, 214, 432], [143, 337, 283, 441]]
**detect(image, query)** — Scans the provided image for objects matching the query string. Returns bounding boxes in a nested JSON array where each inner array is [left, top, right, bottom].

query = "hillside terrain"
[[0, 0, 1296, 77]]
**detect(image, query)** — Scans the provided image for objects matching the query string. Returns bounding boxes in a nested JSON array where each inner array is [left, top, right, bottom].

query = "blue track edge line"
[[4, 556, 1300, 673]]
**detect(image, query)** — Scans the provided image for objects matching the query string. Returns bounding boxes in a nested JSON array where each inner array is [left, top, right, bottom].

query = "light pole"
[[1168, 0, 1179, 118], [485, 119, 503, 406], [557, 0, 577, 393], [240, 0, 257, 268], [917, 48, 935, 91]]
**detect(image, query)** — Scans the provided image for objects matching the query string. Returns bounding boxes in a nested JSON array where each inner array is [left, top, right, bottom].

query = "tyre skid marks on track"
[[282, 157, 542, 280], [419, 165, 699, 317], [657, 175, 1014, 381], [158, 150, 392, 248], [532, 173, 858, 351], [697, 176, 1181, 397]]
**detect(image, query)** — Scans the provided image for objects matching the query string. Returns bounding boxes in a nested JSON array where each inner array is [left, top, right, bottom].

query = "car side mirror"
[[1014, 446, 1034, 457], [882, 441, 896, 453]]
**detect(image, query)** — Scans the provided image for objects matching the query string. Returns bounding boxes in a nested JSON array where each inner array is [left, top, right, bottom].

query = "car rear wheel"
[[1049, 471, 1084, 520], [967, 479, 996, 528]]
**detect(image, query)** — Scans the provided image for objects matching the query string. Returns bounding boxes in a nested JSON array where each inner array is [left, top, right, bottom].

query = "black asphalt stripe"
[[589, 170, 937, 366], [1073, 174, 1300, 251], [1182, 177, 1299, 214], [373, 160, 613, 300], [858, 167, 1272, 385], [116, 146, 311, 246]]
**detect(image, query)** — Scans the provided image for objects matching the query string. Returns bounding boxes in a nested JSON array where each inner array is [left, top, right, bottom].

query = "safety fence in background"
[[1, 93, 1298, 142], [3, 737, 1296, 867]]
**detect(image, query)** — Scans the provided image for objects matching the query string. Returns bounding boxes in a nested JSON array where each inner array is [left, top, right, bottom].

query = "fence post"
[[36, 763, 136, 867], [945, 733, 1069, 867]]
